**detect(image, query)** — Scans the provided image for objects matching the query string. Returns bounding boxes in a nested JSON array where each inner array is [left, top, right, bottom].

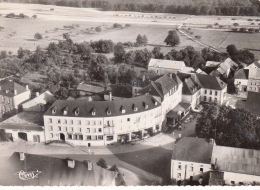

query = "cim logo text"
[[14, 170, 43, 180]]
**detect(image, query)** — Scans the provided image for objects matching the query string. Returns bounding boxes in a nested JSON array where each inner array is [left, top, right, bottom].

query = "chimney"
[[36, 92, 40, 97], [26, 85, 29, 91], [142, 74, 146, 82], [210, 138, 215, 145], [68, 159, 75, 168], [109, 92, 112, 101], [20, 152, 25, 161], [14, 90, 17, 95]]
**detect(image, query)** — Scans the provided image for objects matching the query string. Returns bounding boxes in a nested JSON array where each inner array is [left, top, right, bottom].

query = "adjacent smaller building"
[[171, 137, 214, 185], [234, 69, 249, 92], [245, 60, 260, 93], [0, 78, 31, 118], [148, 58, 194, 75], [210, 58, 238, 78], [0, 112, 44, 142]]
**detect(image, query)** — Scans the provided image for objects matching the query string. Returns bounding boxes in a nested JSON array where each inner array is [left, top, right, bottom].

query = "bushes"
[[0, 51, 7, 59], [34, 33, 43, 40], [90, 40, 114, 53], [113, 23, 123, 28]]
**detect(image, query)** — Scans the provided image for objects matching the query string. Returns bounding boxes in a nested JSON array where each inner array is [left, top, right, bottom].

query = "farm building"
[[210, 58, 238, 78], [234, 69, 249, 92], [148, 58, 194, 75]]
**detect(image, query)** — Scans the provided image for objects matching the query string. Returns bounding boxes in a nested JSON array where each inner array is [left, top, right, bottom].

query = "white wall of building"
[[13, 90, 31, 109], [148, 67, 180, 75], [200, 86, 227, 105], [5, 129, 44, 142], [171, 160, 212, 181], [182, 90, 201, 109], [223, 171, 260, 185]]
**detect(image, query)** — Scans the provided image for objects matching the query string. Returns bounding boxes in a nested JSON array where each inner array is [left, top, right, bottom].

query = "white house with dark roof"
[[234, 69, 249, 92], [0, 78, 31, 118], [171, 137, 215, 185], [43, 94, 162, 146], [0, 112, 44, 142], [148, 58, 194, 75], [245, 60, 260, 93]]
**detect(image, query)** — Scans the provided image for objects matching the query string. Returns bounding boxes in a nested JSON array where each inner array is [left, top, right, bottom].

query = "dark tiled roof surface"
[[234, 69, 249, 80], [0, 153, 116, 186], [104, 84, 132, 98], [172, 137, 213, 164], [0, 78, 27, 97], [195, 74, 227, 90], [182, 78, 200, 95], [44, 94, 160, 117], [132, 73, 160, 87]]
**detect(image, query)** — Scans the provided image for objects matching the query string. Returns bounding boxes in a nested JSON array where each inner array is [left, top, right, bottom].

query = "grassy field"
[[189, 29, 260, 59]]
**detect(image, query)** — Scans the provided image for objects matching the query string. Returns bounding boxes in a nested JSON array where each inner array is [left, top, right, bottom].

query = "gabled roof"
[[0, 112, 44, 131], [104, 84, 132, 98], [0, 153, 116, 186], [172, 137, 213, 164], [141, 74, 178, 98], [205, 61, 221, 68], [234, 69, 249, 80], [196, 68, 207, 75], [132, 72, 160, 87], [22, 90, 56, 107], [148, 58, 185, 70], [77, 83, 105, 94], [246, 60, 260, 79], [0, 78, 27, 97], [211, 145, 260, 176], [44, 94, 160, 117], [217, 58, 238, 75], [182, 77, 201, 95], [195, 74, 227, 90]]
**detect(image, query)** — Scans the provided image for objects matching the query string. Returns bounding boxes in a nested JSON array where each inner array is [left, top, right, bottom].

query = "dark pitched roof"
[[0, 112, 44, 131], [141, 74, 178, 98], [104, 84, 132, 98], [0, 78, 27, 97], [44, 94, 160, 117], [246, 91, 260, 116], [195, 74, 227, 90], [234, 69, 249, 80], [132, 72, 160, 87], [0, 153, 116, 186], [182, 78, 201, 95], [172, 137, 213, 164]]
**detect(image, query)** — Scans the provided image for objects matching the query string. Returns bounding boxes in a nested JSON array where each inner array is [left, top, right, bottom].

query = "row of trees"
[[6, 0, 259, 16], [196, 103, 260, 150]]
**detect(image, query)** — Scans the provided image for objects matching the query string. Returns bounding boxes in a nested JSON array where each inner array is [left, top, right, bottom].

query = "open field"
[[0, 2, 260, 58], [188, 29, 260, 59]]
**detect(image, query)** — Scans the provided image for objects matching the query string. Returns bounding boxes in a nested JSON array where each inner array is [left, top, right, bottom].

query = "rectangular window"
[[64, 127, 67, 132], [69, 127, 73, 132], [49, 133, 53, 138], [48, 118, 52, 123], [93, 121, 96, 125], [49, 126, 53, 131], [77, 120, 81, 125], [98, 128, 102, 133], [58, 126, 61, 131], [215, 91, 218, 96], [86, 128, 90, 133], [86, 135, 91, 140], [214, 98, 217, 102], [92, 135, 97, 140], [239, 182, 243, 186], [178, 165, 182, 170], [63, 119, 67, 124], [57, 119, 61, 124], [205, 90, 207, 94], [98, 135, 103, 140], [69, 120, 73, 125], [231, 181, 235, 185], [127, 118, 130, 122], [210, 90, 212, 95], [204, 96, 206, 101], [86, 120, 90, 126], [177, 173, 181, 178], [78, 128, 81, 133], [200, 168, 203, 172], [68, 134, 72, 139], [79, 135, 83, 140], [190, 166, 193, 171], [73, 134, 77, 140], [209, 97, 212, 102]]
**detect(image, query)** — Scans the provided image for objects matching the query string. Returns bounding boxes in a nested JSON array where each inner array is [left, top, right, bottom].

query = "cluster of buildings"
[[171, 137, 260, 186], [0, 58, 228, 147]]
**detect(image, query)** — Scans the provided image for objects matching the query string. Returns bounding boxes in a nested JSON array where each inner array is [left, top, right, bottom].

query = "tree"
[[233, 23, 239, 26], [95, 26, 101, 32], [114, 44, 126, 63], [96, 158, 108, 169], [0, 51, 7, 59], [123, 51, 136, 65], [226, 44, 238, 56], [152, 46, 164, 59], [136, 34, 148, 46], [164, 30, 180, 47], [34, 33, 43, 40]]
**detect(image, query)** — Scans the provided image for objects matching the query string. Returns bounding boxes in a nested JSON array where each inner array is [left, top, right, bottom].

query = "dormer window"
[[52, 106, 57, 114], [120, 106, 125, 114], [151, 98, 158, 106], [5, 90, 9, 94], [107, 108, 111, 115], [143, 102, 148, 109], [75, 107, 80, 116], [91, 108, 96, 116], [63, 107, 68, 115], [133, 104, 138, 112]]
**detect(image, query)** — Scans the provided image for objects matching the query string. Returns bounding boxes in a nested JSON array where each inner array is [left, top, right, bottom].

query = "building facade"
[[43, 94, 162, 146], [246, 60, 260, 92], [0, 78, 31, 118]]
